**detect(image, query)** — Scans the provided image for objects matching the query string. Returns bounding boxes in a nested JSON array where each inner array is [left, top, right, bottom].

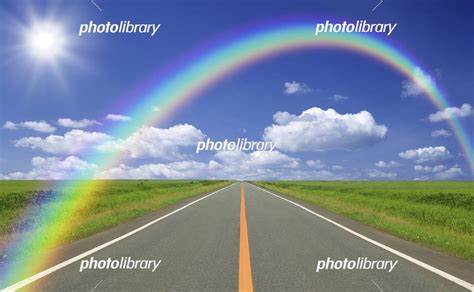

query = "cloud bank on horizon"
[[1, 102, 471, 181]]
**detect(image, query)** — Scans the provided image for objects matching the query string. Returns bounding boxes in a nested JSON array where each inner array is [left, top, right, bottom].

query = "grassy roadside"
[[253, 181, 474, 261], [0, 180, 231, 249]]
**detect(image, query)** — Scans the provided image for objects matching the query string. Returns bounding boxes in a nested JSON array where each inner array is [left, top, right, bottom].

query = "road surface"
[[2, 182, 472, 291]]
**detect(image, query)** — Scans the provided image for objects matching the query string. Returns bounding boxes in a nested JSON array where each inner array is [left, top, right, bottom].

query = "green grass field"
[[0, 180, 230, 249], [254, 181, 474, 261]]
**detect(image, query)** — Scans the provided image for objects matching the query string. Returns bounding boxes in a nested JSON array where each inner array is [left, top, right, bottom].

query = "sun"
[[25, 21, 68, 61], [2, 6, 86, 95]]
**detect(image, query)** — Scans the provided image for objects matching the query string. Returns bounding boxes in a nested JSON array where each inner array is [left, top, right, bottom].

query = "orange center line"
[[239, 183, 254, 291]]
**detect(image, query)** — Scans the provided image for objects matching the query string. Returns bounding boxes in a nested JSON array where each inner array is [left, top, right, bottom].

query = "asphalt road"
[[4, 182, 473, 291]]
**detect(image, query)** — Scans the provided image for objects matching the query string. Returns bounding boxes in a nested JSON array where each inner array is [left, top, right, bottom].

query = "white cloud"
[[96, 151, 462, 180], [435, 166, 464, 179], [330, 94, 349, 102], [215, 150, 299, 169], [98, 150, 300, 180], [312, 170, 339, 179], [413, 164, 464, 180], [367, 169, 397, 178], [97, 160, 214, 180], [306, 159, 325, 169], [306, 159, 343, 171], [428, 104, 473, 122], [96, 150, 349, 180], [58, 118, 101, 128], [430, 165, 446, 172], [431, 129, 451, 138], [399, 146, 452, 163], [3, 121, 17, 130], [263, 107, 387, 152], [413, 176, 430, 181], [3, 120, 56, 133], [2, 156, 96, 180], [15, 129, 113, 154], [401, 67, 436, 97], [283, 81, 313, 94], [14, 124, 205, 160], [287, 169, 344, 180], [375, 160, 401, 168], [99, 124, 205, 160], [105, 114, 131, 122], [414, 164, 446, 173]]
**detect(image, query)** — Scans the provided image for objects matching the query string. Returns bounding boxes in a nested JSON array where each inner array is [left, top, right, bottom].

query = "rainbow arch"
[[116, 23, 473, 171], [2, 22, 473, 286]]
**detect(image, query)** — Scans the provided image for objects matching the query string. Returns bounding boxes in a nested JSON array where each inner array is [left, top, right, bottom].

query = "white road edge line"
[[1, 183, 236, 292], [249, 183, 473, 291]]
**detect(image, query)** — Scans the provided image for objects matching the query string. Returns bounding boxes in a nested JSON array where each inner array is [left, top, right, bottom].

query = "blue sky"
[[0, 0, 473, 180]]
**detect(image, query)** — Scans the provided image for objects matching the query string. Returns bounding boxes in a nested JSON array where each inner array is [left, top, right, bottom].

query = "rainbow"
[[2, 22, 473, 287]]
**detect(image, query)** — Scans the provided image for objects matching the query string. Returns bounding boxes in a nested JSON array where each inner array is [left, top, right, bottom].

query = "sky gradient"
[[0, 0, 473, 180]]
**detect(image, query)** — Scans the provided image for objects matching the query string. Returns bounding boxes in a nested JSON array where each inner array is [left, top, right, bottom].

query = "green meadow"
[[0, 180, 230, 249], [254, 181, 474, 261]]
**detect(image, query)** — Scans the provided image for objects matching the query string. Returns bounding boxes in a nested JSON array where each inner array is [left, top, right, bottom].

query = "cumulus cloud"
[[14, 129, 112, 154], [3, 120, 56, 133], [414, 165, 446, 173], [305, 159, 343, 172], [330, 94, 349, 102], [99, 124, 205, 160], [435, 166, 464, 180], [401, 67, 436, 97], [263, 107, 387, 152], [283, 81, 313, 94], [367, 169, 397, 178], [215, 150, 299, 169], [414, 165, 464, 180], [97, 160, 214, 180], [312, 170, 340, 179], [1, 156, 96, 180], [413, 176, 430, 181], [375, 160, 401, 168], [98, 150, 300, 180], [306, 159, 325, 169], [58, 118, 101, 128], [105, 114, 131, 122], [289, 169, 344, 180], [98, 151, 344, 180], [3, 121, 17, 130], [428, 104, 473, 122], [92, 156, 463, 180], [399, 146, 452, 163], [431, 129, 451, 138], [15, 124, 205, 161]]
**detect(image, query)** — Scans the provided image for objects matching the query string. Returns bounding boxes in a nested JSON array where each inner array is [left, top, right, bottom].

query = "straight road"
[[3, 182, 472, 291]]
